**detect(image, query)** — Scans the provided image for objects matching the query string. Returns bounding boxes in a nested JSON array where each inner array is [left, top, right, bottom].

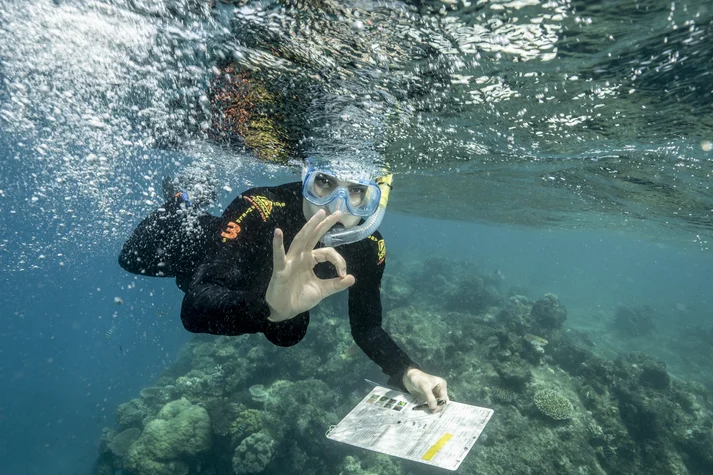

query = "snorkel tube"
[[321, 174, 393, 247]]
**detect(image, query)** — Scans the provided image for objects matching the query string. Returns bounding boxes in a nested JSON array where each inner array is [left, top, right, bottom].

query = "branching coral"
[[534, 389, 574, 421], [491, 387, 518, 404]]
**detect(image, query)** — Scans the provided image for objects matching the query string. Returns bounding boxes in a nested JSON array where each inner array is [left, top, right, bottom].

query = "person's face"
[[302, 174, 365, 228]]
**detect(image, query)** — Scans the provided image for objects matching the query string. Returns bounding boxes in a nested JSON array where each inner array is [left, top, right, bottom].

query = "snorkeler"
[[119, 158, 450, 412]]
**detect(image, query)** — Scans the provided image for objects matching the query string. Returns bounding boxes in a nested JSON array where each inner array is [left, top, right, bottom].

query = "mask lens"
[[304, 172, 340, 204], [313, 173, 338, 198], [348, 185, 367, 206], [347, 184, 379, 215]]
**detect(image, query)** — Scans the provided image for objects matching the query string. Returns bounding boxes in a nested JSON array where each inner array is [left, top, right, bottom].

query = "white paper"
[[326, 386, 493, 471]]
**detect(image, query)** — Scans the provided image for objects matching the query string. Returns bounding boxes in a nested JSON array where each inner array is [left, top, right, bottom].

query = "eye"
[[315, 174, 335, 189], [349, 186, 366, 196]]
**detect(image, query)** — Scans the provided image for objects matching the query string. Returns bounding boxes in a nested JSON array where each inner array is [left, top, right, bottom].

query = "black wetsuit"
[[119, 182, 418, 386]]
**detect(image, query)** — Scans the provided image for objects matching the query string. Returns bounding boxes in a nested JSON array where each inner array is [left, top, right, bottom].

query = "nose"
[[329, 193, 347, 213]]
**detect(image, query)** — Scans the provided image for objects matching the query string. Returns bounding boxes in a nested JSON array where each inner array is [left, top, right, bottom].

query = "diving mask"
[[301, 164, 381, 217]]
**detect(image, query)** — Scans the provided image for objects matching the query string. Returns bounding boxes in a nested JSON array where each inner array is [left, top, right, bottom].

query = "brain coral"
[[534, 389, 573, 420], [232, 430, 276, 474], [124, 398, 211, 475]]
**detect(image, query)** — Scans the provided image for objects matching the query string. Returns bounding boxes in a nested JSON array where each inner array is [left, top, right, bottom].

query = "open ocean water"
[[1, 0, 712, 474]]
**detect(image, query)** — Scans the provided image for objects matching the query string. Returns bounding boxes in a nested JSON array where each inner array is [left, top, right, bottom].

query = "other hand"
[[265, 209, 355, 322], [403, 367, 450, 413]]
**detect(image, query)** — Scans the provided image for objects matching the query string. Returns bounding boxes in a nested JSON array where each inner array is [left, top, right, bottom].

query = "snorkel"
[[321, 173, 392, 247]]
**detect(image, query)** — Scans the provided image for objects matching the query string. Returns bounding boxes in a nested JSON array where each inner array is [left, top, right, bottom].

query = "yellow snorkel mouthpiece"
[[376, 174, 393, 209]]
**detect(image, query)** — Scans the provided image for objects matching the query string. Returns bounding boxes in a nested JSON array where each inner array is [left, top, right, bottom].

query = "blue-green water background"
[[2, 165, 711, 473]]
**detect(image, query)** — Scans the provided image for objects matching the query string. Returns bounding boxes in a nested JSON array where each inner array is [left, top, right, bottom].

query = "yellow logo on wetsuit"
[[368, 235, 386, 265], [245, 195, 285, 222]]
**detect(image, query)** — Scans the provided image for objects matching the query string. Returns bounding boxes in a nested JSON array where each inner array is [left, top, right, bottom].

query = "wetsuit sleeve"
[[348, 237, 419, 389], [118, 196, 215, 278], [180, 193, 309, 346]]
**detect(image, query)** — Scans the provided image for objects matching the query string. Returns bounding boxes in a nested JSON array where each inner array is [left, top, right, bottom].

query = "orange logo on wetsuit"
[[221, 195, 286, 242], [221, 222, 241, 240]]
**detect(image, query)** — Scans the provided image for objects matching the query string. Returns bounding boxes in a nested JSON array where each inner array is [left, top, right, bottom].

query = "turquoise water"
[[1, 0, 712, 474]]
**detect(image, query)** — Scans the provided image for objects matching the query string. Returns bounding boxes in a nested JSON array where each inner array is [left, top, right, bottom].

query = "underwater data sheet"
[[326, 386, 493, 471]]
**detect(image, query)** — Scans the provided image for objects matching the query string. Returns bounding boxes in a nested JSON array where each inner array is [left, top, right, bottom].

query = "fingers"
[[288, 209, 326, 257], [425, 390, 438, 412], [319, 275, 355, 298], [287, 209, 343, 260], [306, 210, 343, 251], [425, 379, 449, 413], [311, 247, 353, 297], [434, 380, 450, 404], [405, 370, 450, 414], [272, 228, 286, 272], [311, 247, 348, 277]]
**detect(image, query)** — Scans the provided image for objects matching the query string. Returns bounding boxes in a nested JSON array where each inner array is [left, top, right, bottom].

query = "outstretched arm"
[[348, 238, 418, 386], [348, 237, 449, 411], [119, 197, 215, 278]]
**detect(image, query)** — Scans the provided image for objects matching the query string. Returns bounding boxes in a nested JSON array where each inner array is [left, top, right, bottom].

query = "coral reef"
[[530, 293, 567, 334], [92, 256, 713, 475], [490, 386, 517, 404], [534, 389, 574, 421], [124, 398, 211, 475], [249, 384, 269, 402], [108, 428, 141, 457], [380, 274, 413, 309], [337, 454, 402, 475], [116, 398, 149, 428], [232, 430, 276, 474], [229, 409, 265, 446]]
